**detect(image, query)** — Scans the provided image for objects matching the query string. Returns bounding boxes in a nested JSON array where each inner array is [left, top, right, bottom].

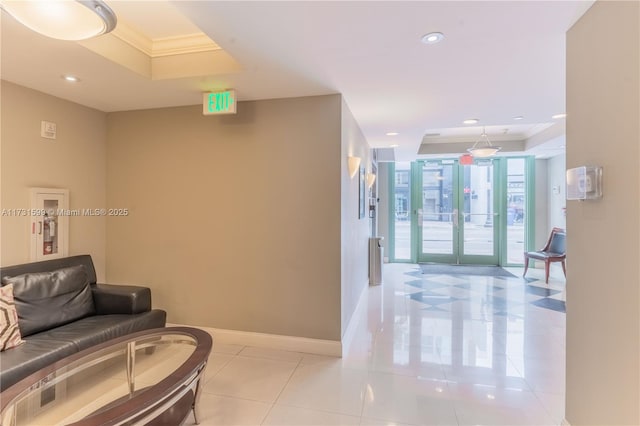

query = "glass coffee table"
[[0, 327, 212, 426]]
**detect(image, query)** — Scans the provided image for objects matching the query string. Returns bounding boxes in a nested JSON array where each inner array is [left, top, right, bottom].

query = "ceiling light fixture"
[[552, 113, 567, 119], [0, 0, 117, 41], [63, 75, 80, 83], [513, 116, 524, 120], [463, 119, 479, 125], [467, 127, 501, 158], [421, 32, 444, 45], [386, 132, 399, 136]]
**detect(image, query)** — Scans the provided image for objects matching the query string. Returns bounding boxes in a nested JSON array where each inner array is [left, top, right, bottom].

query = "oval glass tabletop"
[[0, 327, 212, 426]]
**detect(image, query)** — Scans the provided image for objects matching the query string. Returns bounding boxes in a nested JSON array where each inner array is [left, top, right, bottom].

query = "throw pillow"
[[2, 265, 95, 337], [0, 284, 25, 351]]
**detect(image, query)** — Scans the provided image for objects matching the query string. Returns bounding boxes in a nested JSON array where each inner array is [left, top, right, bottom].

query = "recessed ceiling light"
[[386, 132, 399, 136], [63, 75, 80, 83], [421, 32, 444, 45], [513, 116, 524, 120], [552, 113, 567, 119], [390, 144, 399, 148], [463, 119, 479, 125]]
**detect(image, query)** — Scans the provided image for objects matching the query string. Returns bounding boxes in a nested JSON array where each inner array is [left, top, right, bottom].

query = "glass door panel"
[[418, 161, 457, 263], [459, 160, 499, 264], [417, 159, 498, 265], [506, 158, 526, 264], [393, 162, 412, 260]]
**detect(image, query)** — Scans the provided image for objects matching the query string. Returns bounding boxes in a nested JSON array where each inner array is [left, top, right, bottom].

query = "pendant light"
[[467, 127, 501, 158]]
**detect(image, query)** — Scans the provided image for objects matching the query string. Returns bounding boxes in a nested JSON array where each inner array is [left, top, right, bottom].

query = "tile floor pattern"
[[194, 263, 566, 425]]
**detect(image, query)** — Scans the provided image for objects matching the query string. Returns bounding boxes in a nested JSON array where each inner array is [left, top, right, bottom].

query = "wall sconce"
[[348, 156, 361, 178], [366, 173, 376, 188]]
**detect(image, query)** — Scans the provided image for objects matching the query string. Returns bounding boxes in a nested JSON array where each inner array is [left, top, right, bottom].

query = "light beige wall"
[[106, 95, 343, 341], [340, 99, 371, 337], [0, 81, 107, 279], [566, 1, 639, 424]]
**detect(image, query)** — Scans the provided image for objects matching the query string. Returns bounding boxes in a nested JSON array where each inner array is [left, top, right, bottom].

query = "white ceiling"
[[0, 0, 594, 161]]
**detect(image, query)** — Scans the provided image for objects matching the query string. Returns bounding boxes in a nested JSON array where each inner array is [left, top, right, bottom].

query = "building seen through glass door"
[[392, 162, 411, 260], [390, 157, 533, 266]]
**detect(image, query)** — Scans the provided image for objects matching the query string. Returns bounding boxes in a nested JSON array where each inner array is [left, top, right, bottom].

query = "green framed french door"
[[414, 159, 500, 265]]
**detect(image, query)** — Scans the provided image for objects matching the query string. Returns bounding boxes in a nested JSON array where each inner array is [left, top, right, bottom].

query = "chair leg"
[[561, 260, 567, 278], [523, 257, 529, 278], [544, 260, 550, 284]]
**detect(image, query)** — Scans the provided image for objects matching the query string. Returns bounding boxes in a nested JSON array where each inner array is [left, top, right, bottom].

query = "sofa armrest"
[[91, 284, 152, 315]]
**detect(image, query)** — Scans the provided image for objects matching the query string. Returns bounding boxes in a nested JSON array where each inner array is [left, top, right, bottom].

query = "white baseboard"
[[167, 323, 342, 357], [340, 279, 370, 357], [167, 279, 370, 359]]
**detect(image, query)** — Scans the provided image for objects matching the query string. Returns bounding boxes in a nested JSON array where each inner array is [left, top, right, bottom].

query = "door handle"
[[416, 209, 423, 227]]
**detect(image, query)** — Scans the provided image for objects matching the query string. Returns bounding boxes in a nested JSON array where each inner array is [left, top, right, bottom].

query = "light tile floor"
[[195, 263, 566, 426]]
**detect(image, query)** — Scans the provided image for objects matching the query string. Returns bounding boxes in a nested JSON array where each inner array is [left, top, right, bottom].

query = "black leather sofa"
[[0, 255, 166, 391]]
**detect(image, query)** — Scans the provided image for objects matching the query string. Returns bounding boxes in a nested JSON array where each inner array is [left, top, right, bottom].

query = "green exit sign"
[[203, 90, 236, 115]]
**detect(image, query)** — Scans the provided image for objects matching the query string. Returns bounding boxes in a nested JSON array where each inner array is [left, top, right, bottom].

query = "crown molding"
[[151, 33, 220, 57], [112, 23, 153, 56], [112, 22, 220, 58]]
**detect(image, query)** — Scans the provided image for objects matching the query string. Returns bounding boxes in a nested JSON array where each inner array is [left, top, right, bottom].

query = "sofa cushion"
[[41, 310, 167, 352], [0, 335, 77, 391], [0, 310, 167, 391], [2, 265, 95, 337], [0, 284, 24, 351]]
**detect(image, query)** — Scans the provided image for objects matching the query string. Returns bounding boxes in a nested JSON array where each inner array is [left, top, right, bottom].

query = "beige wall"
[[340, 99, 371, 337], [566, 1, 640, 424], [1, 84, 369, 344], [106, 94, 346, 341], [0, 81, 107, 279]]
